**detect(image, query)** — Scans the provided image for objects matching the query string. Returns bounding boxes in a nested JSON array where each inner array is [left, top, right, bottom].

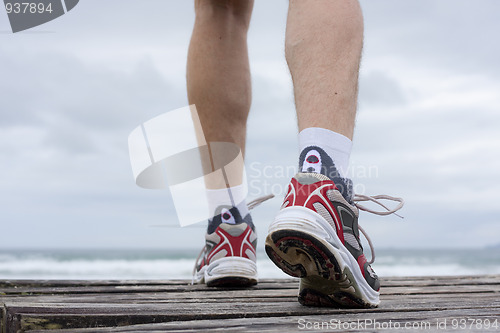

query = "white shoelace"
[[192, 192, 403, 282], [354, 194, 404, 264], [247, 194, 275, 210]]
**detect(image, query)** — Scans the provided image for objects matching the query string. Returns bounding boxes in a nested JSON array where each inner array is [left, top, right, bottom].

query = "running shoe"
[[265, 172, 403, 308], [193, 195, 274, 287]]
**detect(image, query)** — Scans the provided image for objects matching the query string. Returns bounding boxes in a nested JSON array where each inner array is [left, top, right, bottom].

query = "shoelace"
[[191, 194, 275, 284], [191, 192, 402, 280], [353, 194, 404, 264]]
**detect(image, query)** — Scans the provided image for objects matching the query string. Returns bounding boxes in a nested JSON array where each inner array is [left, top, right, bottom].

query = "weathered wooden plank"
[[0, 279, 296, 289], [4, 293, 500, 332], [0, 281, 301, 296], [3, 275, 500, 290], [1, 287, 500, 308], [1, 275, 499, 332], [0, 280, 188, 288], [5, 292, 499, 314], [2, 275, 500, 296], [0, 290, 298, 305], [1, 274, 498, 290], [381, 275, 500, 286], [2, 285, 499, 308], [25, 307, 500, 332], [0, 305, 4, 333], [0, 283, 500, 303], [4, 278, 500, 298]]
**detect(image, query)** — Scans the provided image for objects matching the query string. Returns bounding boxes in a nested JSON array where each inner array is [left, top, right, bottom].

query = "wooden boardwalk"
[[1, 275, 500, 332]]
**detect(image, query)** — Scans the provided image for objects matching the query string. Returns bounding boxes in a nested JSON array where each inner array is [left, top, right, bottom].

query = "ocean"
[[1, 248, 499, 280]]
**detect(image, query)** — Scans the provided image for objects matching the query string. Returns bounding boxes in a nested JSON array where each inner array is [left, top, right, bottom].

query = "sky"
[[1, 0, 499, 250]]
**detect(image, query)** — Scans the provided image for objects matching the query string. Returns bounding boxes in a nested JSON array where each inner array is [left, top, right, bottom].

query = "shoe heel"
[[265, 206, 345, 280], [268, 206, 334, 242], [205, 257, 257, 287], [265, 228, 342, 280], [266, 206, 381, 307]]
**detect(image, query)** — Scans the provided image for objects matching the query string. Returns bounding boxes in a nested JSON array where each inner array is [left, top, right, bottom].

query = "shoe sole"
[[265, 206, 379, 308], [207, 276, 257, 287], [201, 257, 258, 287]]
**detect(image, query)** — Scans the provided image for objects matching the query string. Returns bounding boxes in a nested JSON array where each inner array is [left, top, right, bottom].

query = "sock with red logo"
[[298, 127, 353, 202], [205, 184, 252, 233], [206, 184, 249, 218]]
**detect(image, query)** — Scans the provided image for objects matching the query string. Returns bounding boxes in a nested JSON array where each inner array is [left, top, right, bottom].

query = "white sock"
[[206, 184, 249, 218], [299, 127, 352, 178]]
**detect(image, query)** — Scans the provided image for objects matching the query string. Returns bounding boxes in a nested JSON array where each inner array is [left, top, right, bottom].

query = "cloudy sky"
[[1, 0, 499, 250]]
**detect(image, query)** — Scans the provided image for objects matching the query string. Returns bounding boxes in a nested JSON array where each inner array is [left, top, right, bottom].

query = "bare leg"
[[187, 0, 254, 155], [266, 1, 384, 308], [286, 0, 364, 140], [188, 1, 258, 288]]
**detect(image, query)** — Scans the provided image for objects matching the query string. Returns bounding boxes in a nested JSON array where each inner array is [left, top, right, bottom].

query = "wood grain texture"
[[1, 275, 499, 332]]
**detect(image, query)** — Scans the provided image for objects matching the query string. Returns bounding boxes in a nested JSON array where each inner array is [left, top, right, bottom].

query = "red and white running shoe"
[[193, 195, 273, 287], [265, 172, 403, 308]]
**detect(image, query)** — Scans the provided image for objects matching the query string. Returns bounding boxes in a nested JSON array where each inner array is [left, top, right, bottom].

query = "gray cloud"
[[361, 0, 500, 77], [359, 70, 407, 107]]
